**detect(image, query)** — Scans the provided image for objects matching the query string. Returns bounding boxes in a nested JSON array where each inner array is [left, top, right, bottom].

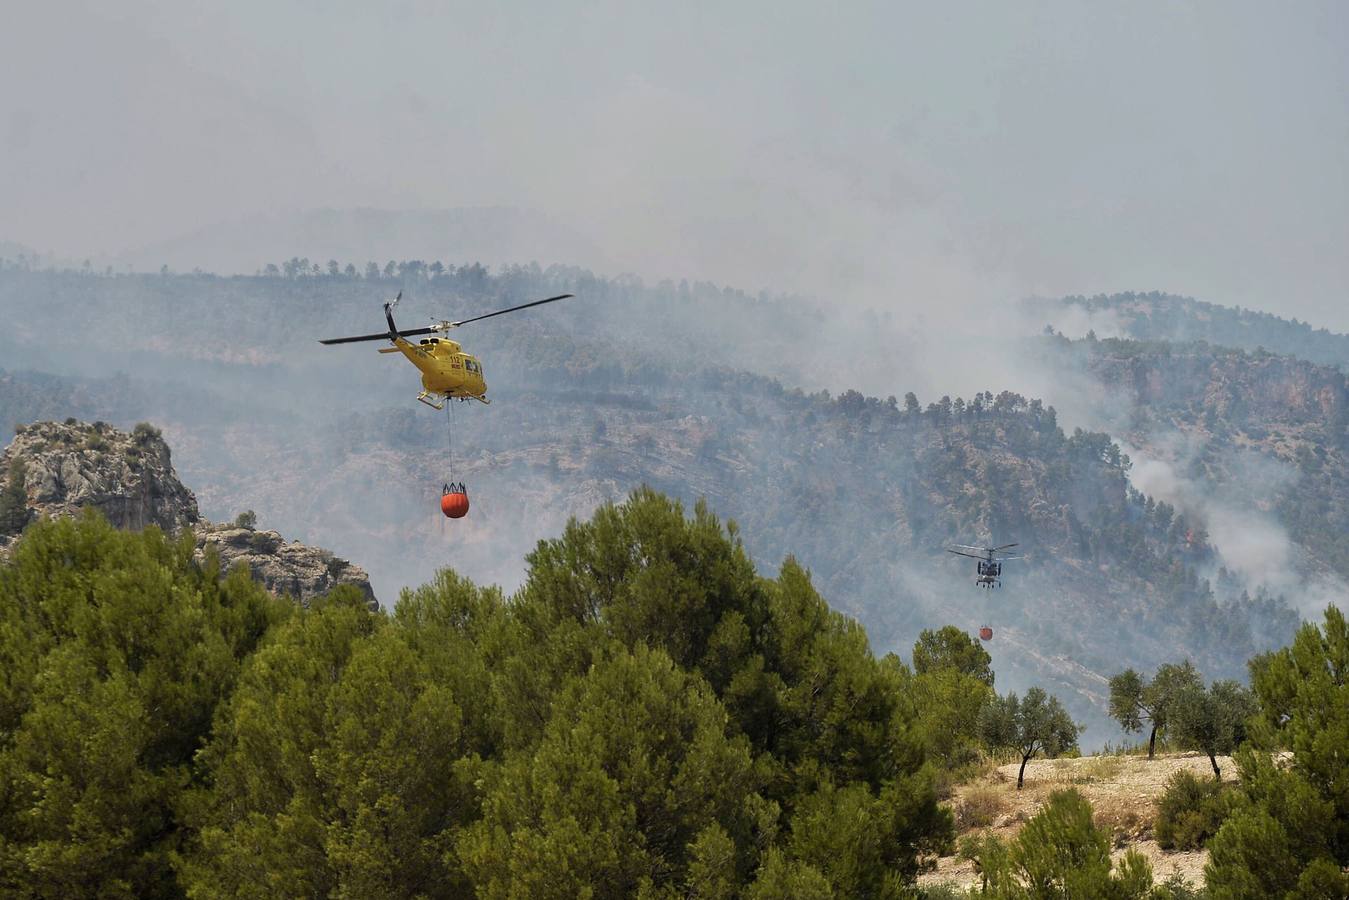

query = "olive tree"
[[1107, 661, 1201, 759], [979, 687, 1080, 789], [1169, 679, 1256, 780]]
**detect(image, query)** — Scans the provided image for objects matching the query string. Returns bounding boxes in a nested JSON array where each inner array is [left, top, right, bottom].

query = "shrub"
[[248, 530, 279, 553], [956, 784, 1004, 829], [1156, 770, 1231, 850], [1070, 755, 1123, 783], [1152, 872, 1207, 900], [963, 790, 1155, 897], [234, 510, 258, 530], [132, 422, 161, 445]]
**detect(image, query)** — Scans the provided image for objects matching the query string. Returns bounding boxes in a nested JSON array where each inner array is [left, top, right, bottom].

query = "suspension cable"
[[445, 400, 455, 484]]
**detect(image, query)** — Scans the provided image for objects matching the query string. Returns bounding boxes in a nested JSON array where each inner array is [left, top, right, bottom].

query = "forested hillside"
[[0, 263, 1326, 741], [1034, 333, 1349, 602], [1029, 291, 1349, 368]]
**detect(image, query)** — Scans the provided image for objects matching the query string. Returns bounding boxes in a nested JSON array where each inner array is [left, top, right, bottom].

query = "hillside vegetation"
[[1032, 333, 1349, 595], [1030, 291, 1349, 368], [0, 265, 1324, 741], [922, 751, 1237, 891], [0, 492, 958, 897], [2, 486, 1344, 898]]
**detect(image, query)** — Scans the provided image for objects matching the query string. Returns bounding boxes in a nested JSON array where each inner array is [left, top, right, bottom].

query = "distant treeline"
[[1039, 290, 1349, 368]]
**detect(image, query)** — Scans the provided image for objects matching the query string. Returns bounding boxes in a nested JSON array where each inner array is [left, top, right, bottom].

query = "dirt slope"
[[921, 752, 1236, 891]]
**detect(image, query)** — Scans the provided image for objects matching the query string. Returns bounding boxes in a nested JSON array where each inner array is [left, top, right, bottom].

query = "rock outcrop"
[[193, 523, 372, 604], [0, 420, 375, 606], [2, 419, 198, 534]]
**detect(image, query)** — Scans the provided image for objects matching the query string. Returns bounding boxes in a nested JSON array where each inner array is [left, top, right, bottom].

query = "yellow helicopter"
[[319, 291, 574, 408]]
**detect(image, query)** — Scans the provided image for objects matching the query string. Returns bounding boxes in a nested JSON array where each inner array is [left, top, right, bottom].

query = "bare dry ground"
[[919, 751, 1235, 892]]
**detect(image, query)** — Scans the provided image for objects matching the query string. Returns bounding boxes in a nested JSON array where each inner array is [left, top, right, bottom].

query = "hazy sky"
[[3, 1, 1347, 327]]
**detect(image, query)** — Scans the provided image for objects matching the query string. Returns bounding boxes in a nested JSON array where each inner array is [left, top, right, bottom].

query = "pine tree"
[[1206, 605, 1349, 898], [180, 590, 472, 898], [0, 513, 282, 897], [457, 644, 761, 897], [912, 625, 994, 686]]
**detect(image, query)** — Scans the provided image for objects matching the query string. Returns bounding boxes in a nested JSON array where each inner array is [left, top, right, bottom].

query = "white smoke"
[[1122, 436, 1345, 620]]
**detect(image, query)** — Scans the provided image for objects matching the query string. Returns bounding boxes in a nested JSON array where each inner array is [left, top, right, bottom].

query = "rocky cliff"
[[2, 419, 199, 534], [0, 419, 374, 606], [1083, 343, 1349, 434]]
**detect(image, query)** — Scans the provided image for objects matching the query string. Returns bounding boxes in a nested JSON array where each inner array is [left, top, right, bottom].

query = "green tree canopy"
[[912, 625, 994, 686], [1107, 661, 1201, 758], [482, 488, 954, 894], [0, 513, 282, 898], [1205, 604, 1349, 899], [980, 687, 1080, 789], [1168, 679, 1256, 780], [0, 488, 965, 897], [179, 586, 479, 898], [458, 643, 764, 897]]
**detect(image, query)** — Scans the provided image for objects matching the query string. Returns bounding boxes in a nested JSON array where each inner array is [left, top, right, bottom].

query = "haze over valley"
[[3, 5, 1347, 894], [3, 260, 1343, 745]]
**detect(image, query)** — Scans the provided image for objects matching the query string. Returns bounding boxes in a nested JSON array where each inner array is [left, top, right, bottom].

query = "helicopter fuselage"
[[381, 336, 487, 407], [975, 559, 1002, 588], [320, 291, 574, 410]]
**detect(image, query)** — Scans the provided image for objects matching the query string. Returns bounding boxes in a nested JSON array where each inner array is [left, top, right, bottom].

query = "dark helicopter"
[[947, 543, 1022, 588]]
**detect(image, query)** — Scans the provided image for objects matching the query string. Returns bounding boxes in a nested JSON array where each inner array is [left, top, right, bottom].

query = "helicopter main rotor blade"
[[449, 293, 574, 327], [319, 326, 439, 345], [947, 549, 987, 560], [992, 543, 1019, 551]]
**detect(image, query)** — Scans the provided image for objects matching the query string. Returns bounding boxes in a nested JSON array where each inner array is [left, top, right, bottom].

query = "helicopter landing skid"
[[417, 392, 447, 410]]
